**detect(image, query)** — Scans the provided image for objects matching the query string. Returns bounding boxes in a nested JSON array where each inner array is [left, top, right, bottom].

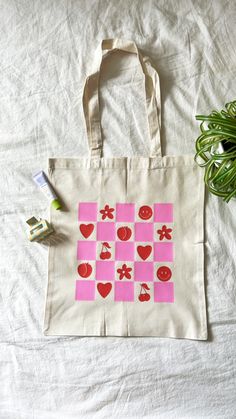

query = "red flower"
[[100, 204, 115, 220], [157, 225, 172, 240], [117, 264, 132, 280]]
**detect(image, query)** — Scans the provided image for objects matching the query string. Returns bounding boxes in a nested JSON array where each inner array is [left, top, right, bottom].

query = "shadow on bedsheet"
[[40, 232, 68, 247]]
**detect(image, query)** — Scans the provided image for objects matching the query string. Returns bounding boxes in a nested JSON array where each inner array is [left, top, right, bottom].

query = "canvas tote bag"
[[43, 39, 208, 340]]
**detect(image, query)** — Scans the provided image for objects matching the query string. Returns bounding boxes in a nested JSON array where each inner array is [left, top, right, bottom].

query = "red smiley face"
[[156, 266, 172, 282], [138, 205, 153, 220]]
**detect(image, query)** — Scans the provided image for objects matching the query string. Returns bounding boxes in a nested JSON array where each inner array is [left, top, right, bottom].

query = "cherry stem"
[[101, 243, 109, 252], [139, 285, 146, 294]]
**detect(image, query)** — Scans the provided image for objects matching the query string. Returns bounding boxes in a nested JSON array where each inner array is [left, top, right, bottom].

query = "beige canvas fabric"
[[43, 39, 207, 340]]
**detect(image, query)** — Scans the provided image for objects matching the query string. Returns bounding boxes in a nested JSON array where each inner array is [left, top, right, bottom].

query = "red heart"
[[97, 283, 112, 298], [137, 245, 152, 260], [80, 224, 94, 238]]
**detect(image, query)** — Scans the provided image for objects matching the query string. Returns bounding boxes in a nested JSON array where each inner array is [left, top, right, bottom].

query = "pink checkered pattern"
[[75, 203, 174, 303]]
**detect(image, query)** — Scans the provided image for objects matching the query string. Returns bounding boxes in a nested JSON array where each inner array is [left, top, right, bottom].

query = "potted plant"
[[195, 100, 236, 202]]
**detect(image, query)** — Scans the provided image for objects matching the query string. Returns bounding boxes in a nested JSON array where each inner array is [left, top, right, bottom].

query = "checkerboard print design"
[[76, 203, 174, 303]]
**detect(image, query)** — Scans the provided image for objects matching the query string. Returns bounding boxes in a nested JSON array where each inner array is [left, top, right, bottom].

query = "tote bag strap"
[[82, 39, 162, 158]]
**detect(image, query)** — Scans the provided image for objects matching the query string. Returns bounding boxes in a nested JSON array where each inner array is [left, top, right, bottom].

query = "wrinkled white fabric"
[[0, 0, 236, 417]]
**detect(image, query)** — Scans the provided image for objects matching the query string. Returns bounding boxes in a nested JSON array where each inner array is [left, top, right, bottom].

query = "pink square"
[[134, 262, 154, 281], [78, 202, 97, 221], [154, 282, 174, 302], [96, 261, 115, 281], [77, 241, 96, 260], [97, 222, 115, 241], [75, 280, 95, 301], [116, 203, 135, 222], [115, 242, 134, 261], [135, 223, 154, 241], [115, 282, 134, 301], [154, 243, 173, 262], [154, 204, 173, 223]]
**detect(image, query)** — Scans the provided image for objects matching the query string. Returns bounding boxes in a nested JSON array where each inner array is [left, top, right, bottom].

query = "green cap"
[[51, 198, 62, 210]]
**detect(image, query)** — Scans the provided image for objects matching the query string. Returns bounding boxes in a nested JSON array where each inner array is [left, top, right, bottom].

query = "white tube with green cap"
[[33, 170, 62, 210]]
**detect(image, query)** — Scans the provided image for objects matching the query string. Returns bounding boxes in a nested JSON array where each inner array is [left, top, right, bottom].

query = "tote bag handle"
[[82, 39, 162, 158]]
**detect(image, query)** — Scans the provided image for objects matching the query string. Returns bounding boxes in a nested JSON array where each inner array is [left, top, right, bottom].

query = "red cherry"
[[156, 266, 172, 281], [100, 250, 111, 260], [104, 251, 111, 259], [138, 205, 153, 220], [139, 293, 150, 302], [117, 226, 132, 241], [77, 263, 92, 278]]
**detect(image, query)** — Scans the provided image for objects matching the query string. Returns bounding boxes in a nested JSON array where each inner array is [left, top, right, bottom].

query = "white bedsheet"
[[0, 1, 236, 417]]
